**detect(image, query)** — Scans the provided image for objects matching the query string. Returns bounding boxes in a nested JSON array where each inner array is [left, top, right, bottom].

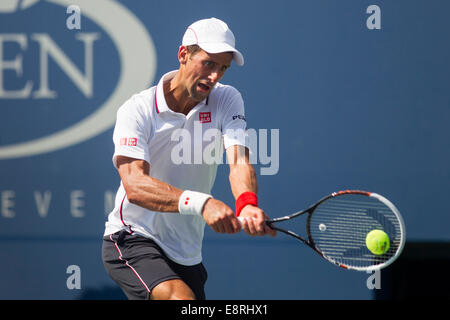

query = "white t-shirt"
[[104, 70, 247, 265]]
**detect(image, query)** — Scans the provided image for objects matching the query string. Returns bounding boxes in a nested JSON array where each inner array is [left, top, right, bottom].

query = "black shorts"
[[102, 230, 208, 300]]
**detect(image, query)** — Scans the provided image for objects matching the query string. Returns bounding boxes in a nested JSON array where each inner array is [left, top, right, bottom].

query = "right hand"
[[202, 198, 241, 234]]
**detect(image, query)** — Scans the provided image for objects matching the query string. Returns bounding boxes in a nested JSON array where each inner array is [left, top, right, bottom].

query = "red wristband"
[[235, 192, 258, 217]]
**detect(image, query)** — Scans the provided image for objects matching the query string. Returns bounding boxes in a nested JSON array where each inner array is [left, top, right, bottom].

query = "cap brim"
[[198, 42, 244, 66]]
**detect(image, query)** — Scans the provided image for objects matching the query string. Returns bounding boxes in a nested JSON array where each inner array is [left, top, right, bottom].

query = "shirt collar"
[[155, 70, 209, 114]]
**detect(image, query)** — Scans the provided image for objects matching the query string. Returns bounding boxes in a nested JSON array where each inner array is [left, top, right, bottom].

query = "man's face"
[[181, 47, 233, 102]]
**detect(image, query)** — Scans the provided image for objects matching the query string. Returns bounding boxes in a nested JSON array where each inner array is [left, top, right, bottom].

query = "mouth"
[[197, 82, 210, 93]]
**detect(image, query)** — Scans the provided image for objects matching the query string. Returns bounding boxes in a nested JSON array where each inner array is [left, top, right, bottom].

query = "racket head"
[[307, 190, 406, 271]]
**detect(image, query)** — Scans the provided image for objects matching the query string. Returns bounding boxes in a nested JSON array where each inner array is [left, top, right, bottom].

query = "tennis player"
[[102, 17, 276, 300]]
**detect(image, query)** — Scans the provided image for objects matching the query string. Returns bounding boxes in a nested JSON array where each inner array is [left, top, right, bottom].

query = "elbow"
[[123, 183, 141, 205], [126, 191, 140, 205]]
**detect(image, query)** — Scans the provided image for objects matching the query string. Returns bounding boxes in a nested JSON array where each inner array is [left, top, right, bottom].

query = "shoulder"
[[211, 82, 242, 98], [209, 83, 243, 107]]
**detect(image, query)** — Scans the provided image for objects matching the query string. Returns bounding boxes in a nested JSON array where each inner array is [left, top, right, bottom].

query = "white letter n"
[[31, 32, 100, 98]]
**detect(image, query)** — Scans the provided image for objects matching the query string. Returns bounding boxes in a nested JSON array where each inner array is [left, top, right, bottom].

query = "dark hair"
[[186, 44, 202, 56]]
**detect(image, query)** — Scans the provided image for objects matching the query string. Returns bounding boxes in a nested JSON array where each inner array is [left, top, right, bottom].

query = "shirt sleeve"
[[112, 97, 152, 168], [221, 91, 248, 149]]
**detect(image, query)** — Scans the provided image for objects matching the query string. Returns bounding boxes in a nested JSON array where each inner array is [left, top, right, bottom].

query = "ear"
[[178, 45, 189, 65]]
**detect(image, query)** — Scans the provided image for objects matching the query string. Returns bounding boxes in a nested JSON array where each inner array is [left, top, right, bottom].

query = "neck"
[[163, 73, 197, 115]]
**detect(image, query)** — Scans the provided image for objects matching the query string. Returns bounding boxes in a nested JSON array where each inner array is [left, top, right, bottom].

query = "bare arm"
[[116, 156, 182, 212], [227, 145, 276, 237], [116, 155, 241, 234], [227, 145, 258, 198]]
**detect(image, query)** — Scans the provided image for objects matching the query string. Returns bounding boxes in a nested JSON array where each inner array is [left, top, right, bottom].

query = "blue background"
[[0, 0, 449, 299]]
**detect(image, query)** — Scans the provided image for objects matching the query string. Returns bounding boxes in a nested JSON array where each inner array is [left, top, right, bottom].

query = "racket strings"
[[309, 195, 402, 269]]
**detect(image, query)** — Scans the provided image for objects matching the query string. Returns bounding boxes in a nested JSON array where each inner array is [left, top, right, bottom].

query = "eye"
[[203, 61, 215, 67]]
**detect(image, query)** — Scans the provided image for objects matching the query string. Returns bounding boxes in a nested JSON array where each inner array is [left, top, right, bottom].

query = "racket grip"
[[237, 216, 275, 231], [237, 216, 271, 224]]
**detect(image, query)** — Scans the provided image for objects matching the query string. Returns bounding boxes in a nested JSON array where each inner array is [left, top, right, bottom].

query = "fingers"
[[239, 208, 277, 237], [203, 199, 241, 234], [202, 199, 276, 237], [261, 213, 277, 237], [210, 215, 241, 234], [230, 215, 241, 233], [241, 217, 274, 237], [265, 222, 277, 237], [215, 215, 240, 234]]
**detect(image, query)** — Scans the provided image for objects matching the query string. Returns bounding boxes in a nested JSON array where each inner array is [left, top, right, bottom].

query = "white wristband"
[[178, 190, 212, 216]]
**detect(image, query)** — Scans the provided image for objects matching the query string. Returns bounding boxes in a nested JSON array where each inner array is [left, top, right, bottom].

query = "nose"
[[208, 71, 219, 84]]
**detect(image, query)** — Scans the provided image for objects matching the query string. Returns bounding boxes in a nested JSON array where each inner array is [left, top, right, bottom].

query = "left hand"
[[239, 205, 277, 237]]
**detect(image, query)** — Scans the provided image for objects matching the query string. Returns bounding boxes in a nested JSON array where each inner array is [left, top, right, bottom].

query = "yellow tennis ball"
[[365, 230, 390, 255]]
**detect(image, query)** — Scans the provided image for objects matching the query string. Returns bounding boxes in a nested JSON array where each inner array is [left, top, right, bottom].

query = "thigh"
[[150, 278, 196, 300], [102, 231, 181, 300], [167, 260, 208, 300]]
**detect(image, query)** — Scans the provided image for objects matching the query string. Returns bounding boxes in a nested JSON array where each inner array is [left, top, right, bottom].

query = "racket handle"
[[237, 217, 271, 224], [238, 216, 275, 231]]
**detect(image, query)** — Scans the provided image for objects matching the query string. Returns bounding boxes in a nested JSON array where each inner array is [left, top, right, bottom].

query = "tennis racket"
[[239, 190, 406, 271]]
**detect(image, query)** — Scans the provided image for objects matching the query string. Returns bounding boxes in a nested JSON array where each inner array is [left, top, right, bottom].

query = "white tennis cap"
[[182, 17, 244, 66]]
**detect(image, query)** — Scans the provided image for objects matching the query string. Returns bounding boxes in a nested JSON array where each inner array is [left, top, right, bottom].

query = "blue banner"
[[1, 0, 449, 299]]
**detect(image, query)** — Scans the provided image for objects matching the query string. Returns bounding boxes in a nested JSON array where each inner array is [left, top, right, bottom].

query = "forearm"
[[226, 145, 258, 199], [120, 160, 239, 234], [124, 173, 183, 212], [228, 157, 275, 237], [117, 156, 183, 212], [229, 162, 258, 199]]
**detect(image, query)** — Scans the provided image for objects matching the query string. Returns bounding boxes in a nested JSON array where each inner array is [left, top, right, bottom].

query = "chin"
[[191, 91, 208, 102]]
